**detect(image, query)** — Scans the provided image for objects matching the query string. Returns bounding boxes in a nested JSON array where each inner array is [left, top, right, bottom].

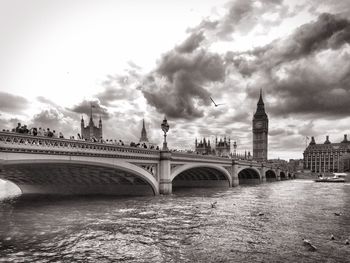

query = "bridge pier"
[[159, 151, 172, 195], [276, 169, 281, 181], [231, 163, 239, 187], [0, 159, 3, 172], [259, 166, 267, 183]]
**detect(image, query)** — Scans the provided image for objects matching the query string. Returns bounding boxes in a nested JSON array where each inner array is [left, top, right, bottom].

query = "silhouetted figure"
[[47, 128, 53, 137], [15, 123, 21, 133]]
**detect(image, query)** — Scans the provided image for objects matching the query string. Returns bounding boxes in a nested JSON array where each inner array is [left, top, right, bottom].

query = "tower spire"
[[254, 89, 267, 118], [89, 102, 95, 126], [139, 118, 149, 142]]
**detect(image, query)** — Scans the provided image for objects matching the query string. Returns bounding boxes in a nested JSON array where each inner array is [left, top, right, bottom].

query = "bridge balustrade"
[[0, 131, 159, 156]]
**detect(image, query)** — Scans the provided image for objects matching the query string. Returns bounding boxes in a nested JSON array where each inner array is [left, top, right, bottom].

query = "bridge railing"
[[171, 151, 233, 162], [0, 131, 159, 156]]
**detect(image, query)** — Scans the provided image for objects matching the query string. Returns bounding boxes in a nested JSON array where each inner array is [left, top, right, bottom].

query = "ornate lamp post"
[[161, 116, 170, 151]]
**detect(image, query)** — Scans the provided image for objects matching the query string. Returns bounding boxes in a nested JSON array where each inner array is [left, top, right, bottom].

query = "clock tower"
[[253, 89, 268, 161]]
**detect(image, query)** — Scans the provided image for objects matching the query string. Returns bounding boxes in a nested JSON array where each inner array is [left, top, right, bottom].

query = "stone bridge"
[[0, 132, 294, 196]]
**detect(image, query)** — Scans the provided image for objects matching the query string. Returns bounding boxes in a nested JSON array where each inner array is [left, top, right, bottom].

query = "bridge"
[[0, 132, 294, 196]]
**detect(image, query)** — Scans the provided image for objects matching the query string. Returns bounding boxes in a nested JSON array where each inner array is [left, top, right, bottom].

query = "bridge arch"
[[237, 167, 261, 184], [0, 158, 159, 196], [171, 163, 232, 189], [265, 169, 277, 181], [280, 171, 287, 180]]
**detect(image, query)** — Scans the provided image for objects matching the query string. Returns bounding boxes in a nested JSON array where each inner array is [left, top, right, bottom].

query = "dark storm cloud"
[[231, 13, 350, 118], [272, 60, 350, 117], [0, 92, 29, 113], [142, 49, 225, 120], [69, 99, 109, 118], [231, 13, 350, 76], [190, 0, 288, 40], [175, 31, 205, 53]]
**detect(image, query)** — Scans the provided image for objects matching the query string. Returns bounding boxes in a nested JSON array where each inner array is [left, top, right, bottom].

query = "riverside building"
[[303, 135, 350, 173]]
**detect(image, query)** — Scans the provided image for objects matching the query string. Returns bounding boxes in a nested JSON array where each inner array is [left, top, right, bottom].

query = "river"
[[0, 180, 349, 262]]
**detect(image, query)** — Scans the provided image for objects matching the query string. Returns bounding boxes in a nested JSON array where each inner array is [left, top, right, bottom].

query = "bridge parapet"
[[0, 132, 159, 159], [171, 152, 232, 164]]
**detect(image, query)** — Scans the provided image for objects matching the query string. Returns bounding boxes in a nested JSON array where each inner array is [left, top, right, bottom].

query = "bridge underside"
[[280, 172, 287, 180], [0, 163, 154, 196], [238, 168, 261, 184], [173, 167, 229, 190], [266, 170, 277, 181]]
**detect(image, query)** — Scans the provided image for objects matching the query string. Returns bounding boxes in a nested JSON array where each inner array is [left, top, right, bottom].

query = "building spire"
[[258, 89, 264, 104], [254, 89, 267, 118], [139, 118, 149, 142], [89, 102, 95, 125]]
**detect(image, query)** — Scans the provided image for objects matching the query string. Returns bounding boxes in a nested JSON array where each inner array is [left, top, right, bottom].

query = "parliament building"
[[81, 114, 102, 141], [195, 137, 231, 156], [303, 135, 350, 173]]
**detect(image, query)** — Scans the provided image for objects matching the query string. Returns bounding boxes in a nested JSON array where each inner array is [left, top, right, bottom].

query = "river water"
[[0, 180, 349, 262]]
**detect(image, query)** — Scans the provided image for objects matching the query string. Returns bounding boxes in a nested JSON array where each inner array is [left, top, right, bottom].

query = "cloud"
[[69, 99, 109, 118], [30, 108, 79, 137], [141, 49, 225, 119], [95, 63, 143, 107], [0, 92, 29, 113], [175, 31, 206, 53], [226, 13, 350, 118], [230, 13, 350, 76], [190, 0, 289, 41]]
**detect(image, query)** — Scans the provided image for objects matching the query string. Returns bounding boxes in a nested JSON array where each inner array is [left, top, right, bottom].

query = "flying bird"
[[210, 97, 224, 107]]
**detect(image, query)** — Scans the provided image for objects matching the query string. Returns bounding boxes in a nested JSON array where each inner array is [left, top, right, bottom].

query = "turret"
[[98, 116, 103, 139], [324, 135, 331, 144], [341, 134, 349, 143], [80, 116, 84, 138], [81, 116, 84, 127], [309, 136, 316, 145]]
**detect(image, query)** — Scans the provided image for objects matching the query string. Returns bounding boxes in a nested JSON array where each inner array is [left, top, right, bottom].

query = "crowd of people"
[[11, 123, 64, 138], [6, 123, 160, 150]]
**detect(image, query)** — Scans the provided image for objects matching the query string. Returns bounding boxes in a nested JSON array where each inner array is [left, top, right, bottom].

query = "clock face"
[[255, 121, 263, 128]]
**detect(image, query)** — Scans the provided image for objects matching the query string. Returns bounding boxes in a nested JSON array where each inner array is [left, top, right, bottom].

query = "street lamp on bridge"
[[161, 116, 170, 151]]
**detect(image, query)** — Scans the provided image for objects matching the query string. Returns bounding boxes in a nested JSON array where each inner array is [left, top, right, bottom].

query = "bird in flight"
[[210, 97, 224, 107]]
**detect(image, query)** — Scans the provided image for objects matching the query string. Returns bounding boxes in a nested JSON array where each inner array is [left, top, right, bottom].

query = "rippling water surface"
[[0, 180, 350, 262]]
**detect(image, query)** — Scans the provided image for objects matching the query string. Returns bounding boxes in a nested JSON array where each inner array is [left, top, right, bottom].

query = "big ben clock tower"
[[253, 89, 268, 161]]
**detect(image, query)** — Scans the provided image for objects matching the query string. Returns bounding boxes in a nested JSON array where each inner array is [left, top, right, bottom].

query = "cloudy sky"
[[1, 0, 350, 160]]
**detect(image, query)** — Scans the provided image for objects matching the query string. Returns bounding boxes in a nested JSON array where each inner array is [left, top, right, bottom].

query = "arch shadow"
[[238, 168, 261, 185], [0, 159, 159, 196], [265, 170, 277, 181], [280, 171, 287, 180], [171, 164, 232, 191]]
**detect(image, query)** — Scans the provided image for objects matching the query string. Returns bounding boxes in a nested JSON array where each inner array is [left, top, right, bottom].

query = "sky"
[[1, 0, 350, 160]]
